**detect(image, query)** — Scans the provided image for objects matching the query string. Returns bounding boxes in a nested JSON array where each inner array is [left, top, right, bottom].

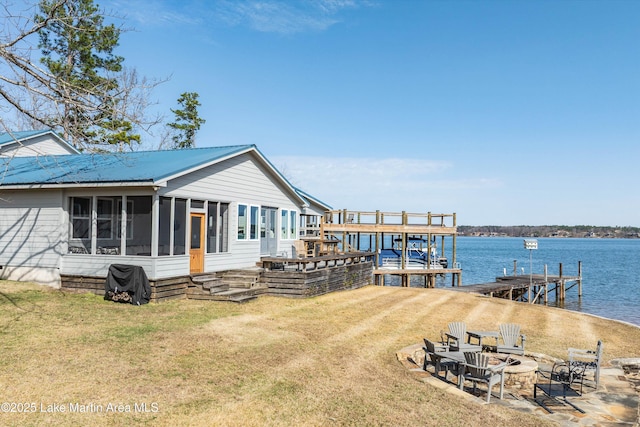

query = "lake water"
[[376, 237, 640, 327], [455, 237, 640, 327]]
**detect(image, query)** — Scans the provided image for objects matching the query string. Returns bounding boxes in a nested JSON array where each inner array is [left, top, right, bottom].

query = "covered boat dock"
[[319, 210, 462, 287]]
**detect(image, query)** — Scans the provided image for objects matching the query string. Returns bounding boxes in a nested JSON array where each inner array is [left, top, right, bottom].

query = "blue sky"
[[104, 0, 639, 226]]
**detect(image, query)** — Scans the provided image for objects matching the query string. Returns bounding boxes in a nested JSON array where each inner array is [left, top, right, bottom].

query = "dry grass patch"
[[1, 282, 638, 426]]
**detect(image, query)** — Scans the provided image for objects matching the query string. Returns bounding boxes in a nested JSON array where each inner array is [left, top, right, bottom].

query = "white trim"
[[0, 182, 161, 190]]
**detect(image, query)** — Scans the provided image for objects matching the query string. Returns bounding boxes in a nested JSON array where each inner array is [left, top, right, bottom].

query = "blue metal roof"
[[295, 187, 332, 210], [0, 145, 254, 186], [0, 130, 52, 146]]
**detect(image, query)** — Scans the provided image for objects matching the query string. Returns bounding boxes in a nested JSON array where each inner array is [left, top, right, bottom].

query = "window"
[[250, 206, 259, 240], [280, 209, 297, 239], [207, 202, 229, 253], [281, 210, 289, 239], [238, 204, 259, 240], [289, 211, 297, 239], [238, 204, 247, 239], [70, 197, 91, 239]]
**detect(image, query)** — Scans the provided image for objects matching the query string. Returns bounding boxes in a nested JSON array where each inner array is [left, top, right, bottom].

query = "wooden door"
[[190, 213, 205, 274]]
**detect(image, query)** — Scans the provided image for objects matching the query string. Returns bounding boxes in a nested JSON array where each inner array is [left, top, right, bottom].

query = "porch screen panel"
[[174, 199, 187, 255], [219, 203, 229, 252], [207, 202, 230, 253], [97, 196, 122, 255], [207, 203, 218, 253], [69, 197, 92, 253], [158, 197, 171, 256], [125, 196, 152, 256]]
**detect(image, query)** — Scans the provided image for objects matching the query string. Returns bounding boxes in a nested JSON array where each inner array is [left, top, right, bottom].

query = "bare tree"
[[0, 0, 164, 152]]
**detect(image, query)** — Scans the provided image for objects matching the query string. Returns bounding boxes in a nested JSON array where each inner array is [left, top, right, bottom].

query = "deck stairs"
[[189, 268, 266, 303]]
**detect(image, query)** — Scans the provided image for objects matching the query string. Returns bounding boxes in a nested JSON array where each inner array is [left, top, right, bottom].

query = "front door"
[[260, 207, 277, 256], [190, 213, 205, 274]]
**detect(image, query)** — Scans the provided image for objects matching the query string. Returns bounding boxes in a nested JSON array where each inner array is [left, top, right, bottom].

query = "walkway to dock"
[[450, 267, 582, 304]]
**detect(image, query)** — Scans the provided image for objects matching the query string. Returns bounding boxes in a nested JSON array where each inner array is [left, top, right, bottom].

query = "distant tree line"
[[458, 225, 640, 238]]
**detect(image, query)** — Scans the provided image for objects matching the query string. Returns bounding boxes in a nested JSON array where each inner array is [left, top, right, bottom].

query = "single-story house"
[[0, 131, 333, 293]]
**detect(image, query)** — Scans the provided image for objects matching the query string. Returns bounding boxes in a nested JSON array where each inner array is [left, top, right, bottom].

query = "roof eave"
[[250, 147, 309, 207], [0, 180, 162, 190]]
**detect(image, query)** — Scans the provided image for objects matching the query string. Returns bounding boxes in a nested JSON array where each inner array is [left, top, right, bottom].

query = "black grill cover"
[[104, 264, 151, 305]]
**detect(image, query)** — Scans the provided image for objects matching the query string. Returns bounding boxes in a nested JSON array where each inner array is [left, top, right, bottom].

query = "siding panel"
[[0, 190, 63, 269]]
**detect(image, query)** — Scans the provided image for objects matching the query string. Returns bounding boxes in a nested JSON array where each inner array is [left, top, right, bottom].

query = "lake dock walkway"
[[450, 263, 582, 304]]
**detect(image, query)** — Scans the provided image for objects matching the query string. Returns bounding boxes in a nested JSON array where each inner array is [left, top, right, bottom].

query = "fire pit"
[[489, 353, 538, 392]]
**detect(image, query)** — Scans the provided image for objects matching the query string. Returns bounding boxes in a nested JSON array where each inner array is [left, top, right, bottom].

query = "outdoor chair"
[[445, 322, 482, 353], [568, 340, 603, 393], [422, 338, 454, 379], [496, 323, 526, 355], [292, 240, 312, 258], [534, 361, 585, 413], [459, 352, 508, 403]]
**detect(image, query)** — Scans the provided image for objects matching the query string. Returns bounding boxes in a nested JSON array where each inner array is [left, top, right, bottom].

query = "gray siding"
[[153, 255, 190, 278], [0, 190, 64, 269], [61, 255, 156, 278], [0, 134, 77, 157]]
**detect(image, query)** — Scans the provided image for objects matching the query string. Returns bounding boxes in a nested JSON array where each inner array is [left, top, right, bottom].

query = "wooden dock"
[[449, 262, 582, 304]]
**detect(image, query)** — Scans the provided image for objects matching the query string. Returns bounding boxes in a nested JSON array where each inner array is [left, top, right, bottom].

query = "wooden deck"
[[373, 267, 463, 287], [260, 252, 374, 272], [449, 271, 582, 304], [320, 210, 461, 288]]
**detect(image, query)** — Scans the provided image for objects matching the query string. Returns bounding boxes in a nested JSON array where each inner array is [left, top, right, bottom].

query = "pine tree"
[[36, 0, 138, 150], [168, 92, 206, 149]]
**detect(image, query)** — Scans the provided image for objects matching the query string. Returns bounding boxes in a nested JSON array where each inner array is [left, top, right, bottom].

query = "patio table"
[[467, 330, 500, 352], [428, 351, 467, 387]]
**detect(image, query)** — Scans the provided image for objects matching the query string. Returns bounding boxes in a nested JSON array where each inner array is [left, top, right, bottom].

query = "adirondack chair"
[[459, 352, 508, 403], [422, 338, 455, 378], [497, 323, 526, 355], [568, 340, 603, 392], [445, 322, 482, 353]]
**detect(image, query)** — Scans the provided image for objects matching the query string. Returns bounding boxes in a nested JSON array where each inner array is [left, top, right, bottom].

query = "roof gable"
[[0, 130, 48, 146], [0, 129, 80, 154]]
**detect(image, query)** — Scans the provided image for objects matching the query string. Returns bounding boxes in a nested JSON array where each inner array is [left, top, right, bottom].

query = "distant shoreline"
[[458, 225, 640, 239]]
